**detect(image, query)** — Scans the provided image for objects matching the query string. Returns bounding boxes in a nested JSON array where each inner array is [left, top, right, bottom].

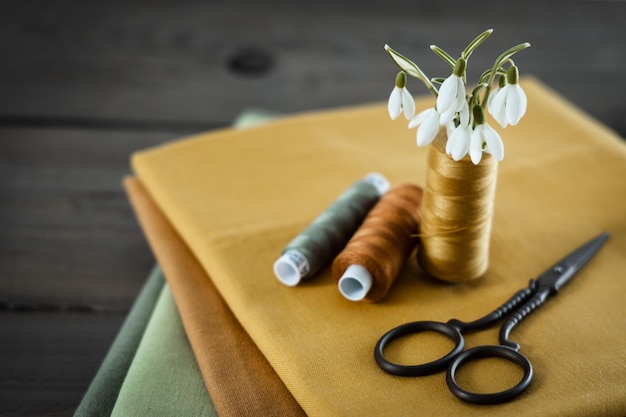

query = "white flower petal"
[[408, 107, 432, 129], [453, 77, 466, 111], [445, 120, 456, 139], [505, 84, 527, 126], [436, 74, 459, 115], [445, 128, 454, 154], [487, 86, 500, 110], [483, 123, 504, 161], [439, 107, 456, 125], [449, 126, 471, 161], [470, 127, 484, 165], [388, 87, 402, 120], [489, 87, 509, 128], [416, 110, 440, 147], [401, 87, 416, 120]]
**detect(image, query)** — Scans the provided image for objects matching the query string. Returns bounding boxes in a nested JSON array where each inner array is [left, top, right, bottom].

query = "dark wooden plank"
[[0, 0, 624, 135], [0, 312, 125, 417], [0, 127, 165, 417], [0, 127, 176, 308]]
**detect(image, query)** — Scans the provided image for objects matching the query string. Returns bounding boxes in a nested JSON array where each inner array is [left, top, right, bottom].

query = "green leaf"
[[429, 45, 456, 69], [462, 28, 493, 60], [384, 44, 424, 79], [384, 44, 439, 97]]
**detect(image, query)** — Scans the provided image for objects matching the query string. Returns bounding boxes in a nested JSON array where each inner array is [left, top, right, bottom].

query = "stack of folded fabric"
[[75, 78, 626, 417]]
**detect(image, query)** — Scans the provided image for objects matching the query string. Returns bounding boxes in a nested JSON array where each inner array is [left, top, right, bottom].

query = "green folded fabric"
[[73, 266, 164, 417], [107, 111, 278, 416], [111, 282, 217, 417], [74, 110, 276, 417]]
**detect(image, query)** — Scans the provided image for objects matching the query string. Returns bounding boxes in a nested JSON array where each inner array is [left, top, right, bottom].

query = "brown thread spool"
[[418, 131, 497, 282], [332, 183, 423, 302]]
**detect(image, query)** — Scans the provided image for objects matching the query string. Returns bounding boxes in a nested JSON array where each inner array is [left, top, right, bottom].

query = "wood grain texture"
[[0, 127, 176, 308], [0, 0, 624, 415], [0, 0, 625, 134], [0, 127, 169, 415], [0, 313, 124, 417]]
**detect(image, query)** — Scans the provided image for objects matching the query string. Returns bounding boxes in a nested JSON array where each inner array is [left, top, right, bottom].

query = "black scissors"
[[375, 232, 609, 404]]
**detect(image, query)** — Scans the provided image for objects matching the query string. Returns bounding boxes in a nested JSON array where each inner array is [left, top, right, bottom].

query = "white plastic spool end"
[[273, 250, 309, 287], [365, 172, 390, 196], [338, 264, 373, 301]]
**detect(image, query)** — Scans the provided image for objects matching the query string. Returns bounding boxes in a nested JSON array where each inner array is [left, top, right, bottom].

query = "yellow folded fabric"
[[132, 78, 626, 416]]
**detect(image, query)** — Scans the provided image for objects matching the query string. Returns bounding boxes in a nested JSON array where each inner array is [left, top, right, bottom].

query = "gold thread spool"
[[418, 130, 498, 282], [332, 183, 423, 302]]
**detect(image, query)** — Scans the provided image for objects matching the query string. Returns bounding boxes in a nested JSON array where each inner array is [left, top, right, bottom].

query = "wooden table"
[[1, 1, 624, 415]]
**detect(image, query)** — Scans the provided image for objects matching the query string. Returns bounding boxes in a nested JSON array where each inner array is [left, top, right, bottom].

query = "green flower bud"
[[453, 57, 467, 77], [473, 104, 486, 125], [395, 71, 407, 88], [498, 74, 507, 88], [507, 65, 519, 85]]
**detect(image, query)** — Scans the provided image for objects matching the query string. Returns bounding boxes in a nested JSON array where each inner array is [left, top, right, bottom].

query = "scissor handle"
[[375, 321, 464, 376], [446, 345, 533, 404], [450, 281, 537, 333]]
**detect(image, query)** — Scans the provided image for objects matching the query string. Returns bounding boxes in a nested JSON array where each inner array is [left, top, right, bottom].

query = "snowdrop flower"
[[445, 100, 473, 160], [444, 119, 456, 139], [446, 124, 472, 161], [385, 31, 531, 165], [388, 72, 415, 120], [409, 107, 440, 147], [470, 106, 504, 165], [488, 66, 527, 128], [487, 75, 506, 111], [437, 58, 467, 124]]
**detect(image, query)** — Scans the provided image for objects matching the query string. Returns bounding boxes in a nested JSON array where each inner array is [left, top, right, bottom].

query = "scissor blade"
[[536, 232, 609, 293]]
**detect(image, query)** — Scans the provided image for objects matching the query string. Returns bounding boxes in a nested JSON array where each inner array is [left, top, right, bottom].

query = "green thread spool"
[[273, 173, 389, 286]]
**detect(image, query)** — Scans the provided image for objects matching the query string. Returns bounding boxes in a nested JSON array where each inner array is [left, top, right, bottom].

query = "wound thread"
[[418, 131, 498, 282], [274, 173, 389, 286], [332, 183, 423, 302]]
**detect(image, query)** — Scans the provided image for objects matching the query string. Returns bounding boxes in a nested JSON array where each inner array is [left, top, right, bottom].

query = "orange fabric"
[[124, 177, 307, 417], [132, 78, 626, 416]]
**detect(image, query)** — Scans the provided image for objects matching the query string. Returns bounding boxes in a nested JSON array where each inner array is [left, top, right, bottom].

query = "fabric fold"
[[111, 282, 217, 417], [73, 266, 164, 417], [124, 177, 307, 417]]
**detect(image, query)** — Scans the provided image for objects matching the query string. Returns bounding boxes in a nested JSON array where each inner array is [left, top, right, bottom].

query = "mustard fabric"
[[132, 78, 626, 416]]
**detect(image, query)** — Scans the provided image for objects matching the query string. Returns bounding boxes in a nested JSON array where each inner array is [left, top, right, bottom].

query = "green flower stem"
[[471, 83, 487, 103], [481, 42, 531, 108]]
